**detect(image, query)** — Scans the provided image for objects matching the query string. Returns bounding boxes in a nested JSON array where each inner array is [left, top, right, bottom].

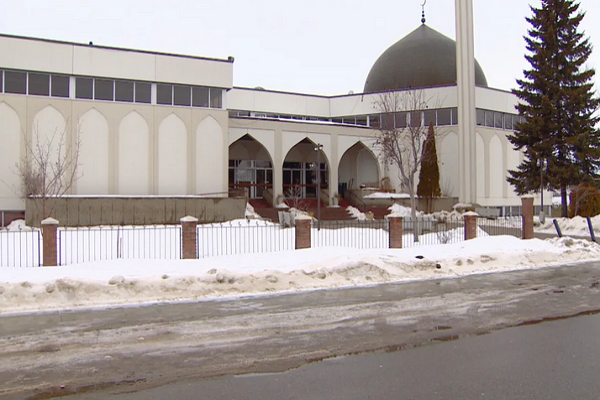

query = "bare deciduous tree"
[[374, 89, 441, 242], [285, 185, 309, 213], [14, 123, 81, 220]]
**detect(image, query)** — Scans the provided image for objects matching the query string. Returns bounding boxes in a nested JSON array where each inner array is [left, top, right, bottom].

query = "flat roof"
[[0, 33, 235, 64]]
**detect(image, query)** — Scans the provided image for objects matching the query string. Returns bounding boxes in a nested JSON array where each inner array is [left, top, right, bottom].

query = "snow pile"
[[388, 203, 424, 217], [364, 192, 411, 199], [275, 202, 289, 209], [346, 206, 366, 220], [4, 219, 31, 232], [432, 209, 463, 221], [453, 203, 473, 212], [289, 207, 313, 220], [2, 236, 600, 314], [244, 203, 263, 219]]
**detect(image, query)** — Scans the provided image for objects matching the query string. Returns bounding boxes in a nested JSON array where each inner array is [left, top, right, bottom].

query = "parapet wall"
[[26, 197, 246, 227]]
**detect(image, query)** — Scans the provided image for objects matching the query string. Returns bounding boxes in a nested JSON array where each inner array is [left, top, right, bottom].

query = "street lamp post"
[[315, 144, 323, 230], [539, 158, 546, 224]]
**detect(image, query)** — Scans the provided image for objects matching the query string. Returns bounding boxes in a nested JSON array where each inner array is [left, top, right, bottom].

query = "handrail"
[[346, 190, 367, 212]]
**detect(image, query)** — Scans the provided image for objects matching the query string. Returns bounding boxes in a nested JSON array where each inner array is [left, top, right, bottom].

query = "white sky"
[[1, 0, 599, 95]]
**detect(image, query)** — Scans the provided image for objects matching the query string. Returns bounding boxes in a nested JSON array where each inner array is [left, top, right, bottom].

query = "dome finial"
[[421, 0, 427, 24]]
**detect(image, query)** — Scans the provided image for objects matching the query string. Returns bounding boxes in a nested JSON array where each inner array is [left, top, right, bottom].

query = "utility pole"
[[315, 143, 323, 230]]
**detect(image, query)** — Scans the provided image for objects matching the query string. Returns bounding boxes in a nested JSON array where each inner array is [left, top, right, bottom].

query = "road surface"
[[1, 261, 599, 398], [64, 312, 600, 400]]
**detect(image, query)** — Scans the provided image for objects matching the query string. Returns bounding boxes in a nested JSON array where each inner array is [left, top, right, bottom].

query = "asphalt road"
[[66, 312, 600, 400], [2, 261, 600, 399]]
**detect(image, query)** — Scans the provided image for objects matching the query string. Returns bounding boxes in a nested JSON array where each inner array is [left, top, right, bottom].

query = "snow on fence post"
[[521, 196, 534, 240], [180, 215, 199, 259], [463, 212, 478, 240], [388, 214, 403, 249], [295, 215, 312, 249], [41, 217, 59, 267]]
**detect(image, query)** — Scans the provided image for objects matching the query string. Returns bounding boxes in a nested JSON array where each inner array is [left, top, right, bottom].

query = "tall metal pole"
[[456, 0, 477, 204], [315, 144, 323, 231], [540, 159, 545, 224]]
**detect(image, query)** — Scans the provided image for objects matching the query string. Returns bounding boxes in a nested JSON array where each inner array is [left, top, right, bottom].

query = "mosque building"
[[0, 1, 532, 224]]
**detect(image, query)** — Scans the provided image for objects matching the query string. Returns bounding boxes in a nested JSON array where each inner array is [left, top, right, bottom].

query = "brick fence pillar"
[[521, 196, 534, 240], [42, 217, 59, 267], [463, 212, 478, 240], [388, 214, 403, 249], [180, 216, 198, 259], [295, 215, 312, 249]]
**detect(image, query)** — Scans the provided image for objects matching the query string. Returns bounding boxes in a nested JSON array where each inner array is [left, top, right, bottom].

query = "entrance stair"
[[249, 198, 391, 222]]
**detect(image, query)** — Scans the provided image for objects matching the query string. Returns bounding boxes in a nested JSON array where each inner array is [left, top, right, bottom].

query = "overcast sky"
[[1, 0, 599, 95]]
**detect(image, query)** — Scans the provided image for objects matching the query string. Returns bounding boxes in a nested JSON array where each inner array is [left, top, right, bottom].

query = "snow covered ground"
[[1, 232, 599, 314], [536, 215, 600, 237]]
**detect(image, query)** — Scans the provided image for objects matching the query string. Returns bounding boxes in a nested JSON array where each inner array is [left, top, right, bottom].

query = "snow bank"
[[2, 236, 599, 314]]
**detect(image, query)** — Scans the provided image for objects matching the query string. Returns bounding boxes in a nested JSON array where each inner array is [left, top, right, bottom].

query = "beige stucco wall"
[[0, 95, 230, 210], [0, 35, 233, 88]]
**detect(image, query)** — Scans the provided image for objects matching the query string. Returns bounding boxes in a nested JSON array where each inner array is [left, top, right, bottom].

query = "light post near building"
[[314, 143, 323, 230]]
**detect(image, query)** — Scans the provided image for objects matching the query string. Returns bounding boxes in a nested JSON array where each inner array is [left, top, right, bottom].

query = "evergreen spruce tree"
[[417, 122, 441, 213], [508, 0, 600, 217]]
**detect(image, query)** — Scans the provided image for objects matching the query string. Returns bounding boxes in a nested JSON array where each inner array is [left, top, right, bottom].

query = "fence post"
[[295, 215, 312, 249], [521, 196, 534, 240], [42, 217, 59, 267], [463, 212, 478, 240], [388, 214, 403, 249], [180, 215, 198, 259]]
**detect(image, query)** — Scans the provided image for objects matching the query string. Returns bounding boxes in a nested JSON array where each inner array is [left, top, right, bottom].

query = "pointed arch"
[[338, 141, 380, 190], [0, 102, 22, 207], [158, 114, 187, 194], [32, 105, 67, 167], [282, 137, 329, 199], [229, 134, 273, 162], [196, 115, 225, 194], [118, 111, 149, 194], [229, 134, 274, 199], [78, 108, 109, 194], [283, 136, 330, 166]]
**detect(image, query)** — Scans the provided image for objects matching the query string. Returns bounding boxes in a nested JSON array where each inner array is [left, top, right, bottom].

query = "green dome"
[[364, 24, 488, 93]]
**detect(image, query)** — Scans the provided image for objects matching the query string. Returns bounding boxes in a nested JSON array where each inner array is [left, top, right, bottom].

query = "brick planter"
[[388, 214, 403, 249], [181, 215, 198, 259], [463, 212, 478, 240], [295, 215, 312, 249], [42, 217, 59, 267], [521, 196, 534, 240]]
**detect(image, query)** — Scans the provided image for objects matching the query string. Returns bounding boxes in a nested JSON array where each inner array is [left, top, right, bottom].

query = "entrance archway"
[[338, 142, 380, 195], [283, 138, 329, 199], [228, 134, 273, 199]]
